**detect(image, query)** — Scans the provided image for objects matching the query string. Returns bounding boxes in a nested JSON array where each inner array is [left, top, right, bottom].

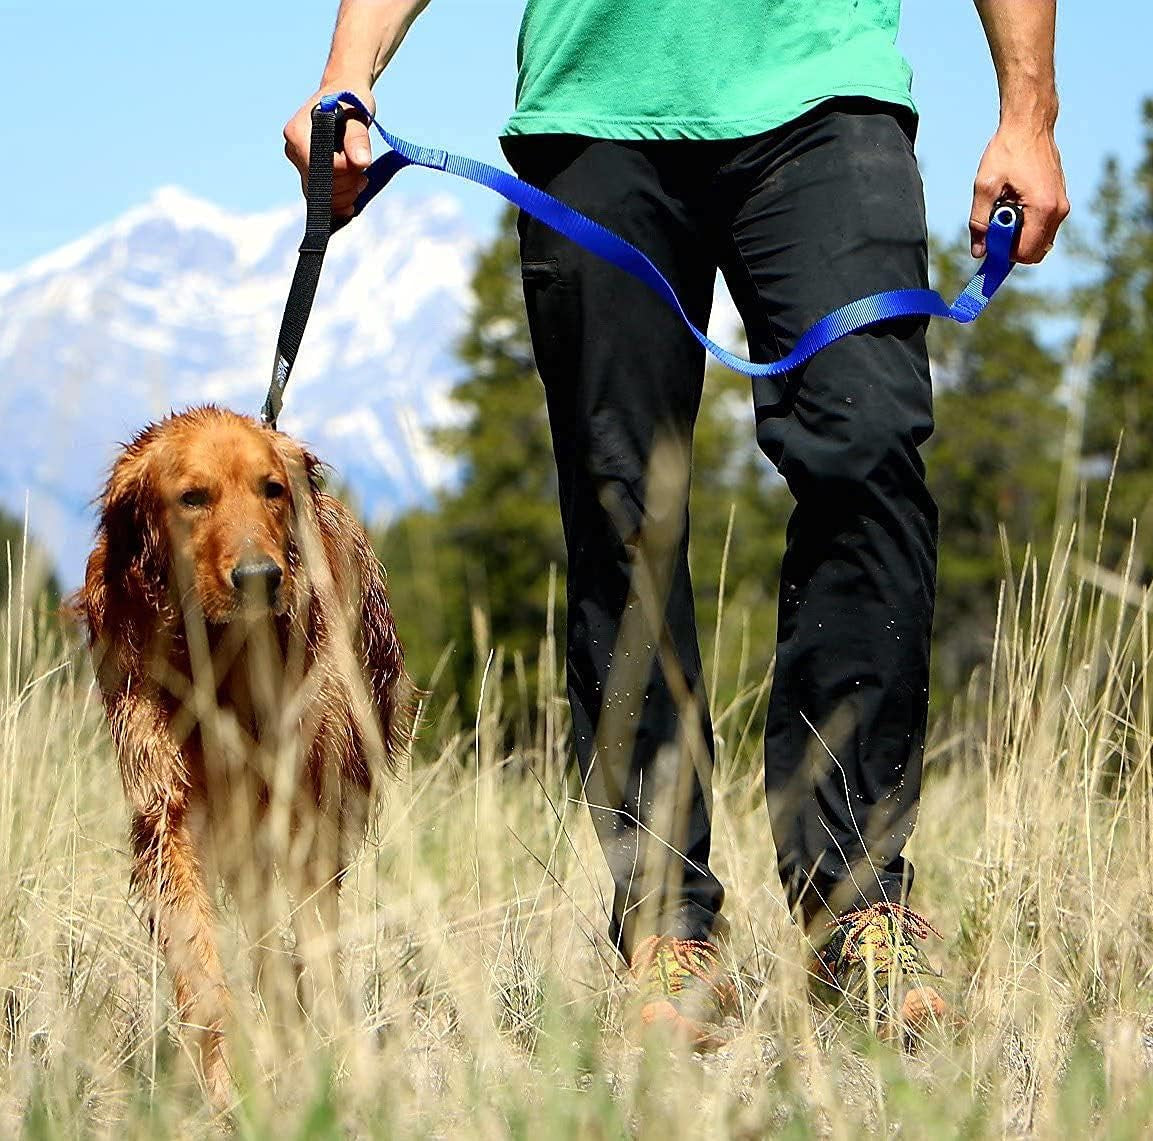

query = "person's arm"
[[283, 0, 432, 215], [969, 0, 1070, 264]]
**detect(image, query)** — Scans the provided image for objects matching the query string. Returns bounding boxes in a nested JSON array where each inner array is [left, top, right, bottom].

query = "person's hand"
[[283, 86, 376, 218], [969, 122, 1070, 264]]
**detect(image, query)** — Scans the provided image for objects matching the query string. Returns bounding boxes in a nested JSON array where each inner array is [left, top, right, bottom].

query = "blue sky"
[[1, 0, 1149, 297]]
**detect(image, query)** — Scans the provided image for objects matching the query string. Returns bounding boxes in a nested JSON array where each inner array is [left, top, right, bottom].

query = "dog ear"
[[64, 538, 107, 644], [299, 447, 326, 495], [99, 448, 169, 608], [357, 544, 411, 768], [311, 493, 411, 772], [271, 433, 326, 503]]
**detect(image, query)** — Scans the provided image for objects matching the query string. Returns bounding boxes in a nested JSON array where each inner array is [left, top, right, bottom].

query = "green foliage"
[[1084, 98, 1153, 563], [379, 212, 1067, 724], [0, 506, 60, 614], [379, 206, 793, 729], [378, 207, 565, 716], [381, 98, 1153, 727], [925, 240, 1065, 693], [6, 420, 1153, 1137]]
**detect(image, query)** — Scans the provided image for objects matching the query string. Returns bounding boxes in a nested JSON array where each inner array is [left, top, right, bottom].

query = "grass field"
[[2, 523, 1153, 1139]]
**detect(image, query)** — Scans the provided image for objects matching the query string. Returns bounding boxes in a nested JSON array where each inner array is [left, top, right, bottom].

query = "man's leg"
[[716, 100, 937, 929], [503, 136, 728, 959]]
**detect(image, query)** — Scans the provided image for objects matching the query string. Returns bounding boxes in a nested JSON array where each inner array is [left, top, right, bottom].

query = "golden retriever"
[[71, 405, 408, 1109]]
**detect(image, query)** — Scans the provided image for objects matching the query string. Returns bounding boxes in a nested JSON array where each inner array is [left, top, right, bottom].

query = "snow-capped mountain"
[[0, 186, 478, 586]]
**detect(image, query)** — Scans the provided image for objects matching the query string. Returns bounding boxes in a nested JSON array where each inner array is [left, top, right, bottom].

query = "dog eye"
[[180, 489, 209, 508], [264, 480, 286, 500]]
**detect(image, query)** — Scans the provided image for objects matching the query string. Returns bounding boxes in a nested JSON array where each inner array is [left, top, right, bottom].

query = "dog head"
[[96, 406, 322, 624]]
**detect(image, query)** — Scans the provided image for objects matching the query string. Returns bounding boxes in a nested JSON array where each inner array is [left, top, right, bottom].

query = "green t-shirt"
[[502, 1, 914, 141]]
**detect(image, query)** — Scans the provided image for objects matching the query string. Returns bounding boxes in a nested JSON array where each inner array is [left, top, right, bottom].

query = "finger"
[[1015, 204, 1055, 265], [1035, 194, 1071, 262], [287, 138, 308, 197], [333, 147, 371, 177], [342, 119, 373, 170], [283, 123, 309, 176], [331, 170, 369, 199], [969, 172, 1004, 258], [332, 177, 369, 217], [333, 174, 370, 199], [1032, 219, 1059, 263]]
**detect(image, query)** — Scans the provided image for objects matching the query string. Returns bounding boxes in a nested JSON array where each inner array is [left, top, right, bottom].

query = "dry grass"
[[2, 518, 1153, 1140]]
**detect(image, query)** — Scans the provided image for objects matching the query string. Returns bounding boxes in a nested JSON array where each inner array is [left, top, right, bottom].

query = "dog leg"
[[132, 802, 232, 1112]]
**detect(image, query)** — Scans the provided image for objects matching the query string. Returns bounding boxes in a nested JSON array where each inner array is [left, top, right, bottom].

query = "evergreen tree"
[[378, 207, 564, 715], [1083, 99, 1153, 564], [380, 208, 793, 725], [925, 239, 1065, 692], [382, 201, 1073, 727], [0, 507, 60, 615]]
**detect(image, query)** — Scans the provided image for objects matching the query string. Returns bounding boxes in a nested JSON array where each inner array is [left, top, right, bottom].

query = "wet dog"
[[71, 406, 408, 1108]]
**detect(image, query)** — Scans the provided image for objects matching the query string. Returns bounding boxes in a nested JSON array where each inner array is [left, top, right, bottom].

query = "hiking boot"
[[809, 901, 952, 1046], [628, 935, 739, 1050]]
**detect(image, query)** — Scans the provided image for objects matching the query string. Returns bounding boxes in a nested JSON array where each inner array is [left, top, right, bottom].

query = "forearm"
[[974, 0, 1058, 130], [320, 0, 432, 88], [968, 1, 1067, 263]]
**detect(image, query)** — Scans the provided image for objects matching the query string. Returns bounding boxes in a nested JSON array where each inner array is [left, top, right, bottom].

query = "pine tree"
[[1083, 99, 1153, 564], [0, 507, 60, 614], [382, 200, 1072, 725], [925, 238, 1065, 692], [377, 206, 564, 715], [379, 208, 794, 726]]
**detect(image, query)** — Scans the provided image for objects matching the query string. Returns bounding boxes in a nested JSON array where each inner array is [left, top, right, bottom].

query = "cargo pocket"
[[520, 257, 581, 394]]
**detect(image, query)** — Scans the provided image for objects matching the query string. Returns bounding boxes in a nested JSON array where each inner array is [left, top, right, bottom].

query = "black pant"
[[503, 98, 936, 958]]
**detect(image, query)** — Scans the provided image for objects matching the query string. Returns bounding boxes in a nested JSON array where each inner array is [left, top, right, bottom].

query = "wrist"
[[998, 83, 1059, 133], [318, 70, 376, 96]]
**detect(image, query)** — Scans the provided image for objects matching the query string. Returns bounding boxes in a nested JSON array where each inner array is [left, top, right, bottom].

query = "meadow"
[[1, 505, 1152, 1141]]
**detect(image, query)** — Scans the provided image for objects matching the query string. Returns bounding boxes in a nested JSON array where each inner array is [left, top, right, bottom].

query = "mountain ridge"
[[0, 187, 479, 585]]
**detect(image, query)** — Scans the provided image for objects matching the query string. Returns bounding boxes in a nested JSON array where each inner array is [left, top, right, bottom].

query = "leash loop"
[[265, 91, 1024, 424], [263, 104, 342, 427]]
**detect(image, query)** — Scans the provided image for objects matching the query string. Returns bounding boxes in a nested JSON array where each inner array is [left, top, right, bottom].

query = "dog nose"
[[230, 559, 283, 597]]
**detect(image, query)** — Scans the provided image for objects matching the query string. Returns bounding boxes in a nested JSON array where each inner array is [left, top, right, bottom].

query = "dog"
[[71, 406, 409, 1109]]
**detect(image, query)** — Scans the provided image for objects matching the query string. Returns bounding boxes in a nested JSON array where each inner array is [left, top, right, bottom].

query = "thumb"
[[344, 119, 373, 169]]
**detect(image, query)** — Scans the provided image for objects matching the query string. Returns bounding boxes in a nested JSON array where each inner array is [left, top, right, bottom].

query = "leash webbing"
[[264, 92, 1024, 427], [263, 106, 341, 426]]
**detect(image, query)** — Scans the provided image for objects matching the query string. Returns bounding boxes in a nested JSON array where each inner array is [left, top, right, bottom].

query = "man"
[[285, 0, 1068, 1044]]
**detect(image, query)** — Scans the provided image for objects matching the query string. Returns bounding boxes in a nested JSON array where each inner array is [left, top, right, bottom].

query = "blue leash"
[[263, 92, 1023, 426]]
